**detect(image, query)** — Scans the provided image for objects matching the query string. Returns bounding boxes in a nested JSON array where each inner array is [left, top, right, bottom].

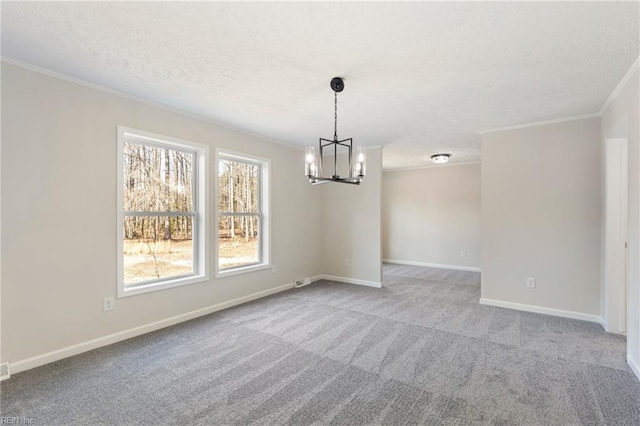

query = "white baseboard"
[[9, 273, 384, 375], [629, 355, 640, 382], [383, 258, 481, 272], [317, 274, 382, 288], [9, 282, 294, 375], [479, 298, 602, 323]]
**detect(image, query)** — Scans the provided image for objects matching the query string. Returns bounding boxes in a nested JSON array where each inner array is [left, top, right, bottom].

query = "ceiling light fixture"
[[431, 153, 451, 164], [305, 77, 365, 185]]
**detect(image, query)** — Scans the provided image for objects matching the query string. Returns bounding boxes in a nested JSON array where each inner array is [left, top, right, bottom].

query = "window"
[[215, 149, 270, 277], [117, 127, 208, 297]]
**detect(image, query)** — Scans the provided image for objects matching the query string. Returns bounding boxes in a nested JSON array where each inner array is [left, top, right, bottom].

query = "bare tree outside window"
[[218, 158, 261, 269], [122, 140, 196, 285]]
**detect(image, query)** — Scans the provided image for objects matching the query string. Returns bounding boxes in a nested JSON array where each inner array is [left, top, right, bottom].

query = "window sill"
[[118, 274, 208, 298], [215, 263, 270, 279]]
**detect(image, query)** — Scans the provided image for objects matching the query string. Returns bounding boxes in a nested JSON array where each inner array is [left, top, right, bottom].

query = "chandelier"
[[305, 77, 366, 185]]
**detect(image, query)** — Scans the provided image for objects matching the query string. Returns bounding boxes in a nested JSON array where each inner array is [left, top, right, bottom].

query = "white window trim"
[[117, 126, 209, 297], [215, 148, 271, 279]]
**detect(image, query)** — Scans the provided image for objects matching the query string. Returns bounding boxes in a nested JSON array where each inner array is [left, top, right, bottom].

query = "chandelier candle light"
[[305, 77, 366, 185]]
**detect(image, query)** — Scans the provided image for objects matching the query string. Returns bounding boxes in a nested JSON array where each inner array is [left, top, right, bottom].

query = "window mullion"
[[219, 212, 260, 217], [124, 211, 196, 217]]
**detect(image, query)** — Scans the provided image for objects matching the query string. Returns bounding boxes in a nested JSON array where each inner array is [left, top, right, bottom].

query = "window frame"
[[117, 126, 209, 298], [215, 148, 271, 278]]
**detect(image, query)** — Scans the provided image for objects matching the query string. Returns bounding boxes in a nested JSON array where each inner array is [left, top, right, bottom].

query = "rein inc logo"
[[1, 418, 35, 425]]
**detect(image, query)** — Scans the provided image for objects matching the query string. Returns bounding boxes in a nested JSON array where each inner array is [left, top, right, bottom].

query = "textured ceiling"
[[2, 2, 639, 169]]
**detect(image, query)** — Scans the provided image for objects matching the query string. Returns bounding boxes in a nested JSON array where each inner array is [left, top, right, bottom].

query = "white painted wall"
[[320, 149, 383, 286], [0, 63, 325, 366], [601, 67, 640, 379], [481, 117, 602, 319], [382, 164, 481, 269]]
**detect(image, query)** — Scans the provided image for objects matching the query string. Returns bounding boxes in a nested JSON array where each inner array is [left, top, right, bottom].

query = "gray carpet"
[[2, 264, 639, 425]]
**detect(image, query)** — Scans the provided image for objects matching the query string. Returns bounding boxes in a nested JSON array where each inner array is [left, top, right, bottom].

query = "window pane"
[[219, 215, 259, 270], [124, 141, 194, 212], [218, 159, 259, 213], [123, 215, 194, 286]]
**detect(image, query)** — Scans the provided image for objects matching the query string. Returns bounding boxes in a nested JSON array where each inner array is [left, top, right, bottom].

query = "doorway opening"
[[603, 116, 629, 334]]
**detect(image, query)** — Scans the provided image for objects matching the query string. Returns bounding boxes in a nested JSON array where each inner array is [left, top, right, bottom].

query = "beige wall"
[[1, 62, 386, 368], [0, 63, 327, 365], [383, 164, 481, 269], [5, 57, 635, 378], [320, 149, 383, 285], [481, 117, 602, 317], [601, 68, 639, 376]]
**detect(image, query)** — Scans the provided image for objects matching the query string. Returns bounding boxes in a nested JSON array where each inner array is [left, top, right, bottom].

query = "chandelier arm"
[[311, 176, 360, 186]]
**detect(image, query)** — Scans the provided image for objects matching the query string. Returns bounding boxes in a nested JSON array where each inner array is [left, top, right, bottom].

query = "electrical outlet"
[[344, 258, 350, 266], [526, 277, 536, 289], [103, 297, 114, 311], [461, 250, 466, 257], [272, 265, 277, 273]]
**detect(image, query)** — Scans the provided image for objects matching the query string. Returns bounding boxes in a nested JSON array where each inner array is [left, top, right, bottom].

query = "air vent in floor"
[[0, 362, 10, 381]]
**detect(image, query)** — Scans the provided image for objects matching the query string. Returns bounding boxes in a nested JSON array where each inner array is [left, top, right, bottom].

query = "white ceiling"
[[2, 2, 639, 169]]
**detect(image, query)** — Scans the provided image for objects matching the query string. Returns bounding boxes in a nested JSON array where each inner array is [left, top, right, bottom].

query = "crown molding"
[[383, 161, 481, 173], [1, 56, 304, 151], [478, 113, 600, 135], [479, 55, 640, 136], [599, 56, 640, 116], [5, 53, 638, 162]]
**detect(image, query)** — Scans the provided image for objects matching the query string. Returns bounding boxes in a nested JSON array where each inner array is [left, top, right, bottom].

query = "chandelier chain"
[[334, 91, 338, 141]]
